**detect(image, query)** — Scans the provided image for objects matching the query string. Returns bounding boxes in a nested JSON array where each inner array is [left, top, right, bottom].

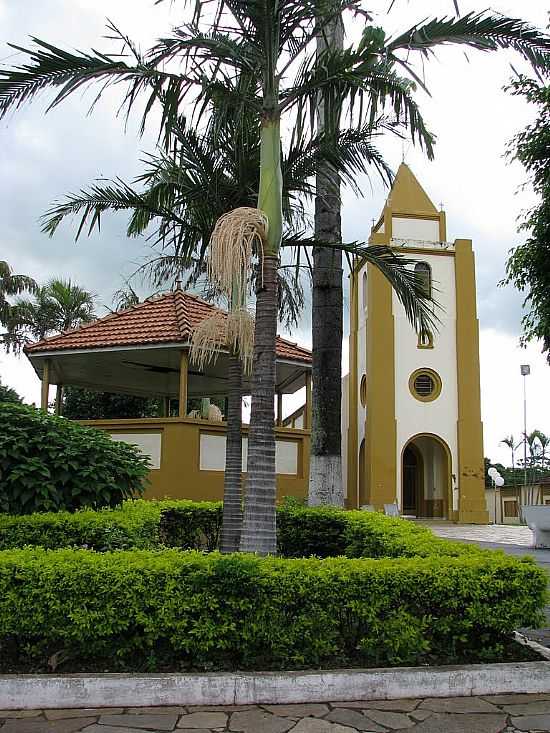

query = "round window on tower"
[[409, 368, 442, 403]]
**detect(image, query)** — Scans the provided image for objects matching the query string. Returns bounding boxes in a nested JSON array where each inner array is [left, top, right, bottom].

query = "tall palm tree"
[[40, 101, 413, 553], [0, 261, 37, 352], [10, 279, 96, 412], [1, 5, 548, 552]]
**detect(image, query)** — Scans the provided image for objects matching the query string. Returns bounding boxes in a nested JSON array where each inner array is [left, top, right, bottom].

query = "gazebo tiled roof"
[[25, 290, 312, 364]]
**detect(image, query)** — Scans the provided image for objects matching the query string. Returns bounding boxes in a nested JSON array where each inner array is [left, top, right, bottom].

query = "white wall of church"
[[391, 217, 440, 242], [393, 253, 459, 510]]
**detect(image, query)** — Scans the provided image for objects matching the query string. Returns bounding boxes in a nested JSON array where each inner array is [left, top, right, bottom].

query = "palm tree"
[[40, 101, 422, 553], [10, 279, 96, 413], [501, 434, 522, 512], [0, 261, 37, 352], [1, 5, 548, 552]]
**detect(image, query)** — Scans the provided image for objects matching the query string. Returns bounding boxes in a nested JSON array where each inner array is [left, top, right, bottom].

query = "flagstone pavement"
[[4, 695, 550, 733]]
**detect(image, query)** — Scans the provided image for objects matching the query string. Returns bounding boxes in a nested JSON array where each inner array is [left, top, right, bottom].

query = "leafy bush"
[[159, 502, 222, 551], [0, 501, 162, 551], [62, 386, 161, 420], [0, 547, 545, 671], [0, 403, 149, 514]]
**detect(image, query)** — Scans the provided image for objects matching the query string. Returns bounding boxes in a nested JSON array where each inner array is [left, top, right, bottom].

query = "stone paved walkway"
[[4, 695, 550, 733], [424, 522, 534, 547]]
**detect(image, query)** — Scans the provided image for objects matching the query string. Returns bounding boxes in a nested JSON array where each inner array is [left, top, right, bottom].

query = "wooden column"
[[179, 350, 189, 417], [41, 359, 50, 411], [54, 384, 63, 416], [305, 372, 312, 430], [276, 392, 283, 427]]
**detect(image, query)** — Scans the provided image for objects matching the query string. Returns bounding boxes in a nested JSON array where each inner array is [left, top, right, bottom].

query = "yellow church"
[[342, 163, 488, 523]]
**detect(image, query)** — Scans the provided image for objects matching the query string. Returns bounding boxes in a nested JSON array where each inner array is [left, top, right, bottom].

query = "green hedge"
[[0, 500, 478, 558], [0, 501, 162, 551], [0, 547, 545, 671]]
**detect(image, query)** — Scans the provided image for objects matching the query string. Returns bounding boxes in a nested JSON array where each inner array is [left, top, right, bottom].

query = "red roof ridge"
[[277, 337, 298, 346], [24, 292, 178, 353], [23, 287, 312, 364]]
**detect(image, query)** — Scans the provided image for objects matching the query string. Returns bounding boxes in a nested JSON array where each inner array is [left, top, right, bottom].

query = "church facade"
[[342, 164, 488, 523]]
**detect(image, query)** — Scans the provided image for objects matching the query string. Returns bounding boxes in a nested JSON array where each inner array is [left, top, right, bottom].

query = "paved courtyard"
[[423, 522, 550, 572], [425, 522, 534, 547], [4, 696, 550, 733]]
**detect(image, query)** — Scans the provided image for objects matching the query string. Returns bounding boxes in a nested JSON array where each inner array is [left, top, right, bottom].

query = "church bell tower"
[[343, 164, 488, 523]]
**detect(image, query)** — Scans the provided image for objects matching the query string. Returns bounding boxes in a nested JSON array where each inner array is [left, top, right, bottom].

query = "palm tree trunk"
[[240, 114, 282, 556], [220, 354, 243, 553], [240, 254, 278, 554], [309, 15, 344, 507], [54, 384, 63, 416]]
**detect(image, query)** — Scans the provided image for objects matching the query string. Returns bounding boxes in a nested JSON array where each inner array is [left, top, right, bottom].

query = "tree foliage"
[[0, 261, 37, 352], [6, 278, 96, 352], [503, 74, 550, 359], [62, 386, 161, 421]]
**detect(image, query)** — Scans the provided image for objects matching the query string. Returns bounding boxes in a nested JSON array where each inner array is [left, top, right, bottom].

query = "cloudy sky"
[[0, 0, 547, 465]]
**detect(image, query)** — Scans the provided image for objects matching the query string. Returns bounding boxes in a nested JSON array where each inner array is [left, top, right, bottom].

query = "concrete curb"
[[2, 662, 550, 709]]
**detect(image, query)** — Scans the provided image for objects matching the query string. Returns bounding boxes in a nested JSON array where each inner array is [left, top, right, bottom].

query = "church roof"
[[25, 289, 312, 364], [386, 163, 438, 215]]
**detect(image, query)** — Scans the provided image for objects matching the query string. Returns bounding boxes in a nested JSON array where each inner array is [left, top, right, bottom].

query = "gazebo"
[[24, 289, 312, 501]]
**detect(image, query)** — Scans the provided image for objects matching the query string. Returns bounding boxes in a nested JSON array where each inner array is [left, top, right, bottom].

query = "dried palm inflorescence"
[[189, 312, 226, 371], [226, 306, 255, 375], [208, 207, 268, 301], [190, 307, 255, 375]]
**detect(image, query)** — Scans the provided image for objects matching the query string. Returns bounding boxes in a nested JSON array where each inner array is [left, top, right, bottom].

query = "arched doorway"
[[401, 434, 451, 519]]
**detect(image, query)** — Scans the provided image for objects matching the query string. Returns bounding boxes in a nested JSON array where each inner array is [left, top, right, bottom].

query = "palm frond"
[[0, 29, 195, 142], [352, 244, 438, 334], [287, 49, 435, 158], [387, 12, 550, 69]]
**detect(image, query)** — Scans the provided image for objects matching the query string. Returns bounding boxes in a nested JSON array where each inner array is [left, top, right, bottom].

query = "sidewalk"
[[3, 695, 550, 732]]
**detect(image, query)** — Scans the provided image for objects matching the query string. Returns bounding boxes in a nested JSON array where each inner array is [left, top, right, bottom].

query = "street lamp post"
[[520, 364, 530, 499]]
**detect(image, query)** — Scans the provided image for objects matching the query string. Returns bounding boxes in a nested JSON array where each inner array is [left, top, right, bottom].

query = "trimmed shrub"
[[0, 403, 149, 514], [0, 501, 162, 551], [0, 547, 545, 671], [0, 500, 484, 558]]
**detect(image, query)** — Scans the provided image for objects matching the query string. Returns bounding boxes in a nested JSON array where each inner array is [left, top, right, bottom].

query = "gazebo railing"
[[79, 416, 310, 502]]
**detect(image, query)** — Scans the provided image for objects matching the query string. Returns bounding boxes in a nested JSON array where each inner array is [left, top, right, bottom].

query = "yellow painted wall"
[[81, 417, 310, 502], [454, 240, 489, 523]]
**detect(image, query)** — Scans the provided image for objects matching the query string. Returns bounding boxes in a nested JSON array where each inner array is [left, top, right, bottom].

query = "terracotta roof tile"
[[25, 290, 311, 364]]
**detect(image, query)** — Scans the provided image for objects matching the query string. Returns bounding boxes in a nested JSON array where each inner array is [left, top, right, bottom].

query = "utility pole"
[[521, 364, 530, 499]]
